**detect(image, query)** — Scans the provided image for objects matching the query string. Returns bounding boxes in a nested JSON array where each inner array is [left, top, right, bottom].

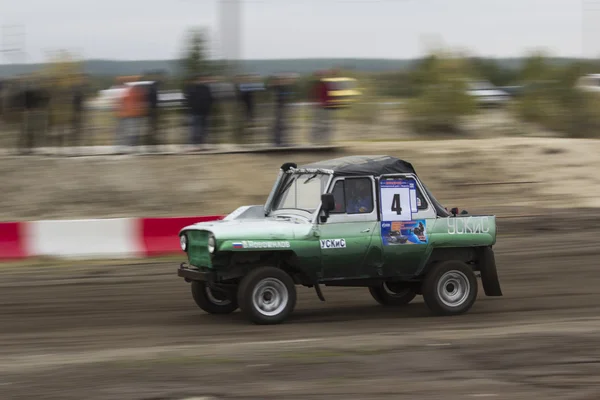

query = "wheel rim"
[[205, 286, 231, 306], [383, 282, 412, 298], [251, 278, 289, 317], [436, 271, 470, 308]]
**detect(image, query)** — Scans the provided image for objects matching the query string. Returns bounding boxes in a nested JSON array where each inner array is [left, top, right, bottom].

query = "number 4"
[[391, 194, 402, 215]]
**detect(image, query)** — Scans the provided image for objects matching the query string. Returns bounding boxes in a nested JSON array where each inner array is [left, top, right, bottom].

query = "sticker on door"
[[381, 220, 428, 245], [321, 239, 347, 249]]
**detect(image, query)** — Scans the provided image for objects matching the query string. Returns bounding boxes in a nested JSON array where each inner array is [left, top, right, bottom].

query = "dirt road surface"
[[1, 211, 600, 399]]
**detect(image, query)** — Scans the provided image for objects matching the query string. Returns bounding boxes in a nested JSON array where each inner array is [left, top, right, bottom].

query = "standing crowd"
[[0, 68, 350, 154], [180, 72, 299, 149], [0, 72, 89, 154]]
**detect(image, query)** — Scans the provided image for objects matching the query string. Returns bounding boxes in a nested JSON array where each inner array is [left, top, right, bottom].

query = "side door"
[[317, 176, 379, 280], [378, 174, 436, 278]]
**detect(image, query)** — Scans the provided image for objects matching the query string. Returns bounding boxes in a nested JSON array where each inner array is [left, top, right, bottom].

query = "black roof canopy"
[[297, 155, 451, 216], [299, 155, 416, 177]]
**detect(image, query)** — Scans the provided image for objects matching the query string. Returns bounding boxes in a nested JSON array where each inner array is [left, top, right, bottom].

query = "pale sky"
[[0, 0, 598, 63]]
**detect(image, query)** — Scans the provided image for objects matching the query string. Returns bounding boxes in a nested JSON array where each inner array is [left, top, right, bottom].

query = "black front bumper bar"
[[177, 263, 215, 282]]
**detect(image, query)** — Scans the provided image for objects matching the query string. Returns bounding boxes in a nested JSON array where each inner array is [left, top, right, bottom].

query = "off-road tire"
[[238, 266, 297, 325], [422, 260, 478, 316], [191, 281, 238, 314], [369, 282, 417, 306]]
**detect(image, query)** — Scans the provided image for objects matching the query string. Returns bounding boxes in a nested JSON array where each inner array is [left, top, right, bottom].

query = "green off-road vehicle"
[[177, 155, 502, 325]]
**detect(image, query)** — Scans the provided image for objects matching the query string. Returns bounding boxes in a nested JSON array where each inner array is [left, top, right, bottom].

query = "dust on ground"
[[1, 136, 599, 221], [1, 211, 600, 399]]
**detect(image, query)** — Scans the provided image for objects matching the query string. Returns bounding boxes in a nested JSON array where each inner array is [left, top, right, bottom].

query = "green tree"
[[40, 50, 84, 129], [179, 27, 210, 80], [405, 51, 477, 135], [518, 52, 552, 82], [467, 57, 518, 87], [511, 52, 600, 137]]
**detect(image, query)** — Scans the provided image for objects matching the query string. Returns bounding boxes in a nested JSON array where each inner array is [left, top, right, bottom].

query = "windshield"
[[327, 80, 357, 91], [272, 173, 331, 214]]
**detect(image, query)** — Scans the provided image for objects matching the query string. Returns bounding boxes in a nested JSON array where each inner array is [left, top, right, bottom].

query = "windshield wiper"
[[303, 173, 318, 184]]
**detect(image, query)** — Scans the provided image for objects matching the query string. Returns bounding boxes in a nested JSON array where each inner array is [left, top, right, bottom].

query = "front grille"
[[187, 231, 212, 268]]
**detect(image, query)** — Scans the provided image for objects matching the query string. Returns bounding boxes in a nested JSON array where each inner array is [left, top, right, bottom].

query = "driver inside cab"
[[346, 180, 372, 214]]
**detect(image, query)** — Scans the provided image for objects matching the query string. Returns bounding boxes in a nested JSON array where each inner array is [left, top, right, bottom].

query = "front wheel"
[[238, 267, 297, 325], [191, 281, 238, 314], [422, 260, 478, 316], [369, 282, 417, 306]]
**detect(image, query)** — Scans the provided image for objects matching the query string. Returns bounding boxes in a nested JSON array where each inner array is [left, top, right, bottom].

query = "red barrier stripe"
[[140, 216, 224, 257], [0, 222, 27, 260]]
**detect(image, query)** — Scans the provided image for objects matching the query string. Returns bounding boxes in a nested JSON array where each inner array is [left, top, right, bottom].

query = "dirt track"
[[1, 211, 600, 399]]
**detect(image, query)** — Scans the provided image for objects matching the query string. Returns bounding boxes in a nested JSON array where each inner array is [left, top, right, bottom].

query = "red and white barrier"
[[0, 215, 224, 260], [0, 222, 28, 260]]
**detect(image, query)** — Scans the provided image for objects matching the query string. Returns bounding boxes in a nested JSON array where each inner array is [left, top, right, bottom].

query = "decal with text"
[[379, 179, 417, 222], [235, 240, 291, 249], [381, 220, 428, 245], [446, 216, 491, 235], [320, 239, 347, 249]]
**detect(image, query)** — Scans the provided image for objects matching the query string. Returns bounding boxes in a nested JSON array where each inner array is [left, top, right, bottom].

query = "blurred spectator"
[[187, 74, 214, 149], [114, 76, 129, 150], [145, 72, 161, 147], [182, 76, 195, 106], [117, 76, 146, 150], [310, 70, 334, 145], [234, 74, 265, 143], [209, 75, 236, 143], [45, 74, 71, 151], [237, 74, 264, 125], [19, 76, 51, 154], [1, 78, 23, 137], [70, 73, 89, 148], [271, 73, 295, 147], [182, 75, 195, 128]]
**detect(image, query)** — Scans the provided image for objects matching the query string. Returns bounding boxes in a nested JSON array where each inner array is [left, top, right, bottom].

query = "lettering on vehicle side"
[[241, 240, 291, 249], [446, 216, 491, 234], [320, 239, 347, 249]]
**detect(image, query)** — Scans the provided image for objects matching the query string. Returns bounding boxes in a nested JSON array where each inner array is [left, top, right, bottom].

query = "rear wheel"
[[422, 260, 478, 316], [369, 282, 417, 306], [191, 281, 238, 314], [238, 267, 297, 325]]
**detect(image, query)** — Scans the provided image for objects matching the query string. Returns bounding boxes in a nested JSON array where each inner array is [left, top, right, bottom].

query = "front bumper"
[[177, 262, 215, 282]]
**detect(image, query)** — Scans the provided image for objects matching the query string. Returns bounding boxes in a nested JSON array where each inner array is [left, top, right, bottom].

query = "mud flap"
[[478, 247, 503, 296]]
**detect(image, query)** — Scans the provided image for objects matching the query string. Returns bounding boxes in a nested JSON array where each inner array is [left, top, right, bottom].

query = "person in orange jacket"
[[118, 76, 147, 148]]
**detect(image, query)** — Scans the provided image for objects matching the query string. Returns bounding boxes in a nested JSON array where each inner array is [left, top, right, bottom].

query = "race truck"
[[177, 155, 502, 325]]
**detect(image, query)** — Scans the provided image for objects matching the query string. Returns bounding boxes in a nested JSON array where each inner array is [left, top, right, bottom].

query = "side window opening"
[[415, 185, 428, 210], [331, 180, 346, 214], [329, 178, 374, 215], [345, 178, 374, 214]]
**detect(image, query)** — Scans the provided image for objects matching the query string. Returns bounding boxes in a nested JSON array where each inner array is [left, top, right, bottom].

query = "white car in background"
[[88, 81, 154, 111], [575, 74, 600, 93], [466, 80, 511, 106], [88, 81, 187, 110]]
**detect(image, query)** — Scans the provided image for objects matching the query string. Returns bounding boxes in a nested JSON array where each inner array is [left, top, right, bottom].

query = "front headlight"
[[208, 234, 216, 253], [180, 234, 188, 251]]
